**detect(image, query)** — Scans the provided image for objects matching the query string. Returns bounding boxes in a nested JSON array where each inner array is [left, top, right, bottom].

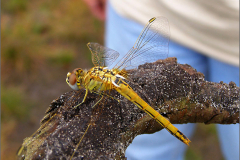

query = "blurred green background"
[[1, 0, 224, 159]]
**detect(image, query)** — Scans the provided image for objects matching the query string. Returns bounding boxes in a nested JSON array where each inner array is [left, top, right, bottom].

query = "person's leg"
[[105, 2, 207, 160], [208, 58, 239, 160], [125, 124, 196, 160]]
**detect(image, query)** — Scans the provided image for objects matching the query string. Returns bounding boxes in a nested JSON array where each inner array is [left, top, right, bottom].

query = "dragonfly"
[[66, 17, 191, 157]]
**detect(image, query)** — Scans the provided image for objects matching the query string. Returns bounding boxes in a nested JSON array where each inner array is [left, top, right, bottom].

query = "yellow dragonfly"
[[66, 17, 190, 154]]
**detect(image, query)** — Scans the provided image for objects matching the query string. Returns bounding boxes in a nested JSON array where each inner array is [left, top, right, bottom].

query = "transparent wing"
[[87, 42, 119, 67], [114, 17, 170, 70]]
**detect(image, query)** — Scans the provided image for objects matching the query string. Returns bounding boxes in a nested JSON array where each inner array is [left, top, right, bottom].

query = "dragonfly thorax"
[[66, 66, 128, 92], [84, 66, 127, 92]]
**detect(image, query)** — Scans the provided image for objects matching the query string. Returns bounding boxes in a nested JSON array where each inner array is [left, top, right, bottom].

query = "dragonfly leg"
[[70, 123, 91, 160], [91, 95, 103, 108], [92, 91, 120, 103], [73, 89, 88, 109], [91, 90, 121, 108], [17, 112, 58, 156], [108, 95, 120, 103], [104, 92, 120, 103]]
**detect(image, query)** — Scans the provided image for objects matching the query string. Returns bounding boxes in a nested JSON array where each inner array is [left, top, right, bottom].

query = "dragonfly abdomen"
[[115, 80, 191, 145]]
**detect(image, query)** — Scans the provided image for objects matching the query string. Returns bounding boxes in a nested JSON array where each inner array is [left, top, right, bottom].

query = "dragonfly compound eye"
[[66, 71, 79, 90], [69, 73, 76, 85]]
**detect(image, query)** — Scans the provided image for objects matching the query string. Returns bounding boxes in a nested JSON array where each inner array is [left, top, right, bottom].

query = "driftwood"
[[17, 57, 239, 160]]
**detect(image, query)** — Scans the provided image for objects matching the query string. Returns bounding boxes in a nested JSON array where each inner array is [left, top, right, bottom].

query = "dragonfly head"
[[66, 68, 85, 90]]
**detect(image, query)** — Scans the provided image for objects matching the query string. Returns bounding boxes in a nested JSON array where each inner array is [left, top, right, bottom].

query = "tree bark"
[[17, 57, 239, 160]]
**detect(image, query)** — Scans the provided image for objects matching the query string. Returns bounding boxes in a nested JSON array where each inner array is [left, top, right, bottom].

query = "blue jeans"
[[105, 2, 239, 160]]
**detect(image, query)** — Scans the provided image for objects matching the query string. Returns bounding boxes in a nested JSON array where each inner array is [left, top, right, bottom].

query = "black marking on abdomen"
[[145, 109, 154, 118], [126, 94, 131, 99], [168, 130, 184, 142], [176, 130, 184, 136], [134, 101, 143, 109], [174, 132, 184, 142], [177, 130, 187, 140], [156, 119, 164, 126], [166, 127, 174, 135]]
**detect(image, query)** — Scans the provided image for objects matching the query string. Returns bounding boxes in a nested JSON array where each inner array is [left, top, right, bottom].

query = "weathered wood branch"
[[17, 57, 239, 160]]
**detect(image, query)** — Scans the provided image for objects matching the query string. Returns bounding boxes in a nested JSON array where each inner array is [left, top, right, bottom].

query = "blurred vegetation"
[[1, 0, 223, 160], [185, 124, 223, 160], [1, 0, 104, 159], [1, 86, 31, 121]]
